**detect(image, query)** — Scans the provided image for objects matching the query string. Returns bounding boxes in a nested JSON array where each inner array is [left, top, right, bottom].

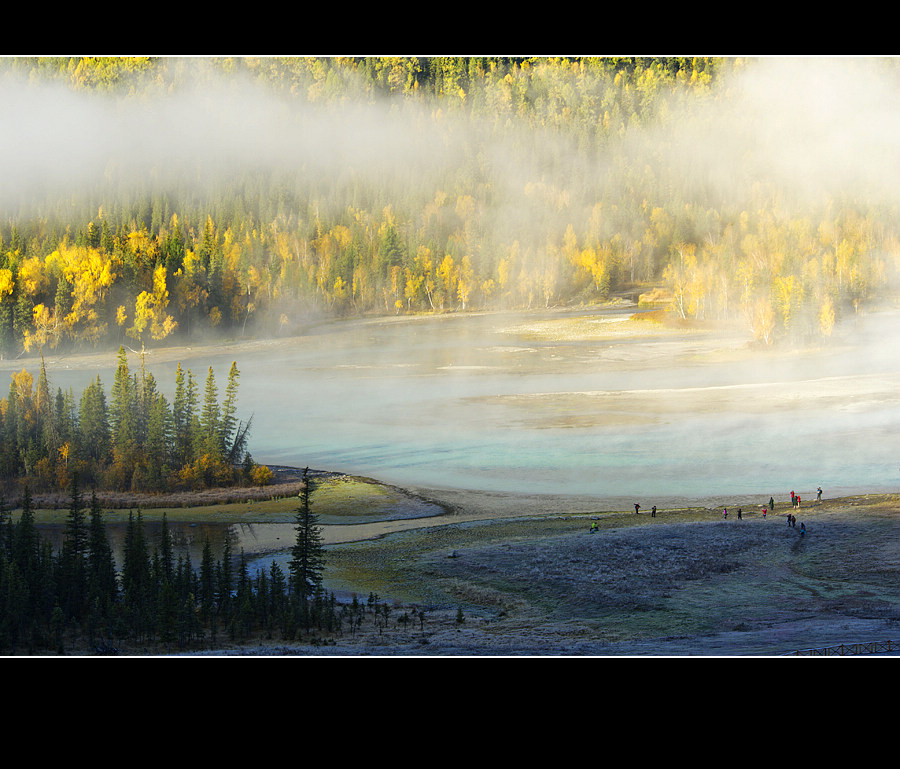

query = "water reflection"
[[38, 520, 297, 574]]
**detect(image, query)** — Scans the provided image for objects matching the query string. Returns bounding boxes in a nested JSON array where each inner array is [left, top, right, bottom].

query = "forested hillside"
[[0, 56, 898, 356]]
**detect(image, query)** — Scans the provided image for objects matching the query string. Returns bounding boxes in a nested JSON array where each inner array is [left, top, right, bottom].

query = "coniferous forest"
[[1, 348, 260, 497], [4, 55, 900, 653], [0, 468, 334, 654]]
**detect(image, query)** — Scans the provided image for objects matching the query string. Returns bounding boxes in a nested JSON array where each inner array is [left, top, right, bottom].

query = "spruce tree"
[[158, 511, 174, 583], [110, 346, 136, 456], [78, 376, 111, 467], [289, 468, 325, 606], [122, 509, 152, 640], [10, 487, 40, 646], [268, 560, 288, 638], [200, 366, 220, 455], [219, 362, 240, 458], [145, 393, 173, 489], [86, 490, 118, 620], [58, 472, 88, 622], [217, 535, 233, 630], [36, 354, 56, 455], [172, 363, 190, 467], [185, 368, 200, 461], [199, 536, 215, 624]]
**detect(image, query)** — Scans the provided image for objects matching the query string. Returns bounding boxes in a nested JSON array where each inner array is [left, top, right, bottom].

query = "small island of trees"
[[0, 347, 269, 498]]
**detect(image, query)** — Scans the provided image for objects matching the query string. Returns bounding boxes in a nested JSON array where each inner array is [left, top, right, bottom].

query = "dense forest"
[[4, 55, 899, 655], [1, 56, 897, 359], [0, 348, 266, 495], [0, 468, 336, 654]]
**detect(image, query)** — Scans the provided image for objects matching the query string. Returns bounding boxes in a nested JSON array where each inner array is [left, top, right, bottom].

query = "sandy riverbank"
[[318, 478, 826, 545]]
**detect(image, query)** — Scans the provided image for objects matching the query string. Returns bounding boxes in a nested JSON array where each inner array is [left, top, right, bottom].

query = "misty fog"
[[6, 58, 900, 231], [4, 57, 900, 503], [13, 300, 900, 504]]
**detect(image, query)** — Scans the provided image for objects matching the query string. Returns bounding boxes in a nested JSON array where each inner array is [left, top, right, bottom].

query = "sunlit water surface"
[[22, 305, 900, 502]]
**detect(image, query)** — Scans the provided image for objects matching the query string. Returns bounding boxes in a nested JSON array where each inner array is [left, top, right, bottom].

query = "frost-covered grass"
[[312, 498, 900, 655]]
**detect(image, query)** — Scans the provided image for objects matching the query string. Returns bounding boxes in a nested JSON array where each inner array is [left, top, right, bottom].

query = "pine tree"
[[200, 366, 220, 454], [218, 362, 240, 458], [78, 376, 111, 467], [145, 392, 173, 489], [185, 368, 201, 463], [86, 489, 118, 615], [58, 472, 88, 622], [109, 346, 136, 456], [268, 560, 288, 638], [217, 534, 234, 635], [10, 487, 40, 643], [156, 579, 178, 649], [0, 493, 9, 560], [199, 536, 215, 617], [122, 509, 152, 640], [158, 511, 174, 583], [172, 363, 190, 467], [36, 354, 57, 456], [289, 468, 325, 607]]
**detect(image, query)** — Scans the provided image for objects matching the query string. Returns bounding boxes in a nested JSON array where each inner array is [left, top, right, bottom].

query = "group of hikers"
[[589, 487, 823, 535], [784, 512, 806, 535]]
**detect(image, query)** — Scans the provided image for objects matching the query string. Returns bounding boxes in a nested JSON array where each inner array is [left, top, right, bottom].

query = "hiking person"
[[651, 505, 656, 517], [723, 507, 728, 520], [763, 507, 767, 519], [634, 503, 640, 514], [590, 521, 598, 533], [790, 490, 795, 507], [800, 522, 806, 536], [737, 508, 742, 520], [817, 487, 823, 502], [769, 496, 775, 511]]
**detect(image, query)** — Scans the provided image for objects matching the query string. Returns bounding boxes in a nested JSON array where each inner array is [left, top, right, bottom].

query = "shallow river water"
[[17, 304, 900, 502], [20, 304, 900, 577]]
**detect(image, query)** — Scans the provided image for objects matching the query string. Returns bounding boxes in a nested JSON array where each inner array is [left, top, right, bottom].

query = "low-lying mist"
[[4, 57, 900, 501], [4, 58, 900, 244]]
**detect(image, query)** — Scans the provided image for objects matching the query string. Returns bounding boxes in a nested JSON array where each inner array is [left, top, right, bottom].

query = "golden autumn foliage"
[[128, 264, 177, 342], [0, 56, 897, 356]]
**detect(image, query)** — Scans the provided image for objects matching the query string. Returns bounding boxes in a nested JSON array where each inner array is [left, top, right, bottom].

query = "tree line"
[[0, 468, 331, 654], [0, 56, 897, 356], [0, 347, 268, 495]]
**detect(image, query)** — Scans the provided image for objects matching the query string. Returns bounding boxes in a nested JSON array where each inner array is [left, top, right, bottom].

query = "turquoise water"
[[21, 306, 900, 501]]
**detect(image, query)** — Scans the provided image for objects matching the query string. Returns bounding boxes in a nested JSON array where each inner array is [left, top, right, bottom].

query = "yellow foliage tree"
[[18, 257, 48, 298], [128, 264, 177, 343], [663, 243, 700, 319], [749, 295, 776, 345], [457, 255, 474, 310], [23, 304, 63, 352], [54, 244, 117, 344], [0, 268, 15, 300], [438, 254, 455, 309], [819, 295, 836, 337]]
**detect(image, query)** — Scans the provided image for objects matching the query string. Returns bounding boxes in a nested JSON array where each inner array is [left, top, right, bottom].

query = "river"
[[12, 304, 900, 503], [18, 304, 900, 578]]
